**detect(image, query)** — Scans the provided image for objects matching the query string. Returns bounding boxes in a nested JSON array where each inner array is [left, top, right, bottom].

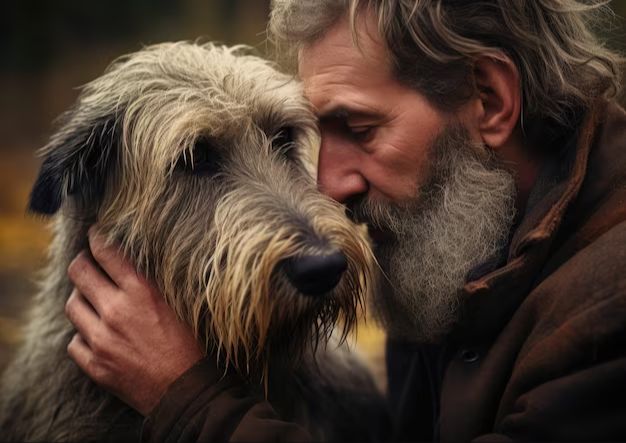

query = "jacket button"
[[460, 349, 479, 363]]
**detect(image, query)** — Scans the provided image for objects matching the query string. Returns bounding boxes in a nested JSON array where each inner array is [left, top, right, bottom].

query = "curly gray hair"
[[269, 0, 623, 140]]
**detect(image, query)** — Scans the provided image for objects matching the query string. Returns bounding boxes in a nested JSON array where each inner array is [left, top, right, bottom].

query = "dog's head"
[[30, 42, 374, 375]]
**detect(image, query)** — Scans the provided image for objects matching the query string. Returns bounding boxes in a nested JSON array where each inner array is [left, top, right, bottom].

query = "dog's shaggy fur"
[[0, 42, 386, 442]]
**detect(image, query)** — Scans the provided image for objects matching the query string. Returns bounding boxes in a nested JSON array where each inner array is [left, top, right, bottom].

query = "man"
[[65, 0, 626, 441]]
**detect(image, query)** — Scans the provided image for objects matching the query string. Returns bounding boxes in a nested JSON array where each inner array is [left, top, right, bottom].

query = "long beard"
[[351, 124, 516, 343]]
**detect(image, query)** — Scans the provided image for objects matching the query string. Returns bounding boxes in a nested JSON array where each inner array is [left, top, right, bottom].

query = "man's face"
[[298, 13, 449, 207], [298, 13, 516, 342]]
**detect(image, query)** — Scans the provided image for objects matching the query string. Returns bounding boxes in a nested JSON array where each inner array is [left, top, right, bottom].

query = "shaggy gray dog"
[[0, 42, 386, 442]]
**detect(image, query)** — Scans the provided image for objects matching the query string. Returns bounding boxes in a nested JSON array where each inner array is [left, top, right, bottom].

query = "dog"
[[0, 42, 387, 441]]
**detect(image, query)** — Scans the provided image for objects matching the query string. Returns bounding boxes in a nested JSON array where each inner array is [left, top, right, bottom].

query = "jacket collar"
[[454, 100, 607, 343]]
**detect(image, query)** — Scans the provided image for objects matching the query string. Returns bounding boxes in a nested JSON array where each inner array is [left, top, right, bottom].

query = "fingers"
[[68, 226, 162, 333], [67, 333, 109, 387], [65, 288, 101, 346], [68, 249, 118, 315], [67, 334, 99, 382], [87, 226, 141, 292], [67, 333, 91, 371]]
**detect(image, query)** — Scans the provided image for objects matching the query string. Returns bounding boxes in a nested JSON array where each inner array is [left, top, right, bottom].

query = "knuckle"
[[134, 276, 160, 301], [64, 290, 80, 323], [67, 252, 88, 281], [135, 284, 153, 303], [100, 299, 119, 325], [125, 269, 149, 296], [64, 299, 74, 322], [66, 334, 112, 387], [66, 334, 78, 355], [89, 330, 107, 357], [146, 281, 162, 300], [87, 358, 109, 385], [90, 329, 120, 362], [89, 231, 110, 263], [89, 242, 105, 263]]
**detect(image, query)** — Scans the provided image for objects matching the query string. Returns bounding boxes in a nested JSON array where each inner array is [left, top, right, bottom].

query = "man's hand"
[[65, 227, 204, 416]]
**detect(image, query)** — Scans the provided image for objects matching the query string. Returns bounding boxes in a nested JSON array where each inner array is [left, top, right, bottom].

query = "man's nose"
[[317, 138, 368, 203]]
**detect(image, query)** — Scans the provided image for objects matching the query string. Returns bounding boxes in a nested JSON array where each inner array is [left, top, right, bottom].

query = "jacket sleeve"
[[473, 353, 626, 442], [140, 359, 314, 443]]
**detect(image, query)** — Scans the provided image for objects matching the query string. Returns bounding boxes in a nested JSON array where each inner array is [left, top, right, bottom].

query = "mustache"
[[344, 124, 497, 238], [347, 195, 421, 237]]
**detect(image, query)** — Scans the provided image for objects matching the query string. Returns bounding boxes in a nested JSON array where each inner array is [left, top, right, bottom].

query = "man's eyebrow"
[[317, 105, 383, 121]]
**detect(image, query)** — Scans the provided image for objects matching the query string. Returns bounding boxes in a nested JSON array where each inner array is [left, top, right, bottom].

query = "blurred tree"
[[0, 0, 271, 74], [0, 0, 178, 72]]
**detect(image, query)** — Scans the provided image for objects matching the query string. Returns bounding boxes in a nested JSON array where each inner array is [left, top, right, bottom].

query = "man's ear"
[[473, 54, 521, 149], [29, 111, 119, 216]]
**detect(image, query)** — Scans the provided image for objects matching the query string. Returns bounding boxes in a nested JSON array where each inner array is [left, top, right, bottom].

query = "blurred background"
[[1, 0, 625, 390]]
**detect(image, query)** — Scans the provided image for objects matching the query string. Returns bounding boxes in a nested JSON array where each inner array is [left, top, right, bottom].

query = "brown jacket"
[[142, 101, 626, 442]]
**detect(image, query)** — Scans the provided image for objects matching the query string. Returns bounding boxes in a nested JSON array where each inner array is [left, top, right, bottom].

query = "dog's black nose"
[[283, 251, 348, 296]]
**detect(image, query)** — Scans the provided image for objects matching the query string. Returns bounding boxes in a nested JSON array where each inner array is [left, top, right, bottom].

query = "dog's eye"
[[176, 138, 222, 176], [272, 126, 296, 158]]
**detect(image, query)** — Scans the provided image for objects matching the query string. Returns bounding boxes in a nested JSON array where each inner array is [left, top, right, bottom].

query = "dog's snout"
[[283, 251, 348, 296]]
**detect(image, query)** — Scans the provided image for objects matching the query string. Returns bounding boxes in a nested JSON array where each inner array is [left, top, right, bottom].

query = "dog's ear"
[[29, 113, 119, 216]]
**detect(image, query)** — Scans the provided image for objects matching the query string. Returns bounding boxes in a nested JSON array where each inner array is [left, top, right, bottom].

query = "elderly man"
[[65, 0, 626, 441]]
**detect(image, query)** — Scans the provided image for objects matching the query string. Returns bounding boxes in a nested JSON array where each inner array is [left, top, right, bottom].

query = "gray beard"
[[351, 125, 516, 343]]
